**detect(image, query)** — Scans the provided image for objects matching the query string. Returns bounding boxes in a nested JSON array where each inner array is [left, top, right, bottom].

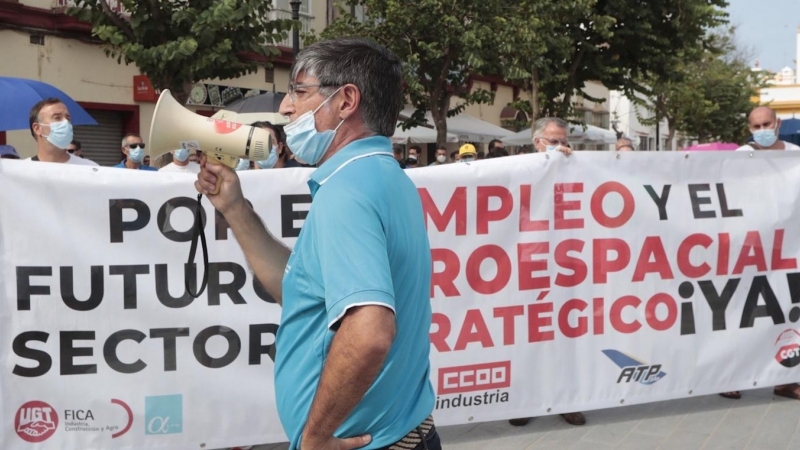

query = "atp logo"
[[602, 349, 667, 385], [15, 401, 58, 443], [144, 395, 182, 435]]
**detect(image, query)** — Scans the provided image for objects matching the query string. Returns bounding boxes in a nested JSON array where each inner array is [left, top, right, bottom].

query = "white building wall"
[[609, 90, 672, 150]]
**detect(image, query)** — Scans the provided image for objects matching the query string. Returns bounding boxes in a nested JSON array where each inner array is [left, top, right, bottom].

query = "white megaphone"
[[148, 89, 272, 194]]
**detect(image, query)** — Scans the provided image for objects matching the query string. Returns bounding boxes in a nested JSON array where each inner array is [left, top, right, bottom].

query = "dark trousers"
[[374, 428, 441, 450]]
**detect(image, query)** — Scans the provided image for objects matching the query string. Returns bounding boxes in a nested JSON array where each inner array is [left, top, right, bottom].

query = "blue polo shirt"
[[113, 161, 158, 171], [275, 136, 434, 449]]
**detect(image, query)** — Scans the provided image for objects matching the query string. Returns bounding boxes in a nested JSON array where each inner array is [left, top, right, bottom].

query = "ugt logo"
[[15, 401, 58, 443], [144, 395, 182, 435], [602, 349, 667, 385]]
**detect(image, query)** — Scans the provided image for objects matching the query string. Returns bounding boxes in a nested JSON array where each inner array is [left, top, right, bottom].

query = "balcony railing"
[[55, 0, 125, 13], [269, 8, 313, 49]]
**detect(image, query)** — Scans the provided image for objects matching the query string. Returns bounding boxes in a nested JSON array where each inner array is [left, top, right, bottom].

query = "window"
[[349, 3, 367, 22], [580, 109, 610, 130], [639, 136, 649, 150]]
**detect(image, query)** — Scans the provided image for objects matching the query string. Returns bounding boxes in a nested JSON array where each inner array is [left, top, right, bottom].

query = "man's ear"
[[338, 84, 361, 120]]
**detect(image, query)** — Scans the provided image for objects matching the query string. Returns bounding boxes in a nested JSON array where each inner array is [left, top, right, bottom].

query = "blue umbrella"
[[780, 118, 800, 147], [0, 76, 98, 132]]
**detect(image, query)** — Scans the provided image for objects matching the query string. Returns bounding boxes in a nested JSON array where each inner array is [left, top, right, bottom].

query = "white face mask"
[[39, 119, 74, 150], [174, 148, 190, 162], [436, 155, 447, 163], [284, 87, 345, 166], [256, 146, 279, 169], [236, 158, 250, 171]]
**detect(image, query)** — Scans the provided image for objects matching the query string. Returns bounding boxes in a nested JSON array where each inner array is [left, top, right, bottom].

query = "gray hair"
[[121, 133, 142, 148], [291, 37, 403, 137], [532, 117, 569, 138]]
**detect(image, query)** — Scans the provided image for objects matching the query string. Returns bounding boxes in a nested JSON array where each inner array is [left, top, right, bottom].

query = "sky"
[[726, 0, 799, 72]]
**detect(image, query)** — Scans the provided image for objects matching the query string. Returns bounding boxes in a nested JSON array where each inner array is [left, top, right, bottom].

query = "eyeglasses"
[[537, 137, 570, 147], [127, 143, 146, 149], [287, 82, 339, 103]]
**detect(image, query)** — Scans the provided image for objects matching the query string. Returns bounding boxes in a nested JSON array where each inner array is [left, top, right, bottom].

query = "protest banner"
[[2, 151, 799, 449]]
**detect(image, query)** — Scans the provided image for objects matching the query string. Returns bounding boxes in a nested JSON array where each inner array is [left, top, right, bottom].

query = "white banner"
[[2, 151, 800, 449]]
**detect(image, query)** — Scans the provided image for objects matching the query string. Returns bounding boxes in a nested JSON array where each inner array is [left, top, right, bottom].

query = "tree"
[[67, 0, 293, 104], [501, 0, 729, 134], [637, 27, 763, 145], [309, 0, 506, 147]]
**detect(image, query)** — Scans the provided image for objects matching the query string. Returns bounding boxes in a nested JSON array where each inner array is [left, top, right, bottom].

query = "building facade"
[[0, 0, 322, 163], [0, 0, 612, 164], [608, 90, 673, 151], [755, 26, 800, 120]]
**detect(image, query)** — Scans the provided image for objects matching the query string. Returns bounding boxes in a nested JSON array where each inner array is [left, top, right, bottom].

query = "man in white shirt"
[[736, 106, 800, 151], [721, 105, 800, 402], [27, 98, 99, 166], [159, 148, 201, 174]]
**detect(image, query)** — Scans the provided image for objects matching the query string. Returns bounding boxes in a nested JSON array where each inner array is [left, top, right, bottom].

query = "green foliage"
[[68, 0, 293, 103], [308, 0, 732, 144], [637, 27, 764, 145], [500, 0, 729, 130], [311, 0, 510, 146]]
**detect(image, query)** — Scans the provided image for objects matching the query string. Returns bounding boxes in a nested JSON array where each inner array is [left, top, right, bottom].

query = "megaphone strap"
[[186, 193, 210, 298]]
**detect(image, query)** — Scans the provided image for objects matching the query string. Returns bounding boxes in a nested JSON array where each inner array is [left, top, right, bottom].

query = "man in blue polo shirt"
[[196, 37, 437, 450]]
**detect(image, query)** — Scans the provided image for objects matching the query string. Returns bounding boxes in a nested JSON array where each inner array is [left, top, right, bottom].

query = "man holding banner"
[[196, 37, 438, 450]]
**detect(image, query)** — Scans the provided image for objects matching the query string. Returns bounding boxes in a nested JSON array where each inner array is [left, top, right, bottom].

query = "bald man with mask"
[[719, 106, 800, 402], [736, 106, 800, 151]]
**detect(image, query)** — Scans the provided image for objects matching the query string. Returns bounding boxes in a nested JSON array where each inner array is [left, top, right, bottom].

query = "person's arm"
[[300, 305, 395, 449], [224, 201, 291, 305], [195, 158, 289, 304]]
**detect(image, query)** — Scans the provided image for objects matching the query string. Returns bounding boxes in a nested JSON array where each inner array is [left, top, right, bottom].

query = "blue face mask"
[[236, 158, 250, 171], [174, 148, 190, 162], [753, 128, 778, 148], [40, 119, 73, 150], [545, 145, 559, 152], [285, 87, 345, 166], [256, 146, 279, 169], [128, 146, 146, 163]]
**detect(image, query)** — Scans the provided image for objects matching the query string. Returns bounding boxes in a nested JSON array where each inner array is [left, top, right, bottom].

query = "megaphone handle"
[[206, 160, 223, 195]]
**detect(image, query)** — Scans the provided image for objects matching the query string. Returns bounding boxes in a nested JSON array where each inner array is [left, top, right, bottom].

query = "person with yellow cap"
[[458, 143, 478, 163]]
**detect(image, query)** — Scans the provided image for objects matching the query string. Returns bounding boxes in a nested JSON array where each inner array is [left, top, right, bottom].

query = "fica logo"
[[602, 349, 667, 385], [144, 395, 182, 435]]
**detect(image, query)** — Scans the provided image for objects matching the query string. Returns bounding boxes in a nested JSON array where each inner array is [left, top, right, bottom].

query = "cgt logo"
[[145, 395, 182, 435], [774, 329, 800, 368], [438, 361, 511, 395], [15, 401, 58, 443], [603, 349, 667, 385]]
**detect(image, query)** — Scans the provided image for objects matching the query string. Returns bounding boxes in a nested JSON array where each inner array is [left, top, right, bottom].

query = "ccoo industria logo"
[[602, 349, 667, 385]]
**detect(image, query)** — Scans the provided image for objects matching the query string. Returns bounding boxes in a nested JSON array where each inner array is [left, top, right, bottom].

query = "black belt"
[[375, 415, 435, 450]]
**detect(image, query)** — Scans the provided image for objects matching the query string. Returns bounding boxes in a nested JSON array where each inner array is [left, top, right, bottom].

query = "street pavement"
[[249, 387, 800, 450]]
